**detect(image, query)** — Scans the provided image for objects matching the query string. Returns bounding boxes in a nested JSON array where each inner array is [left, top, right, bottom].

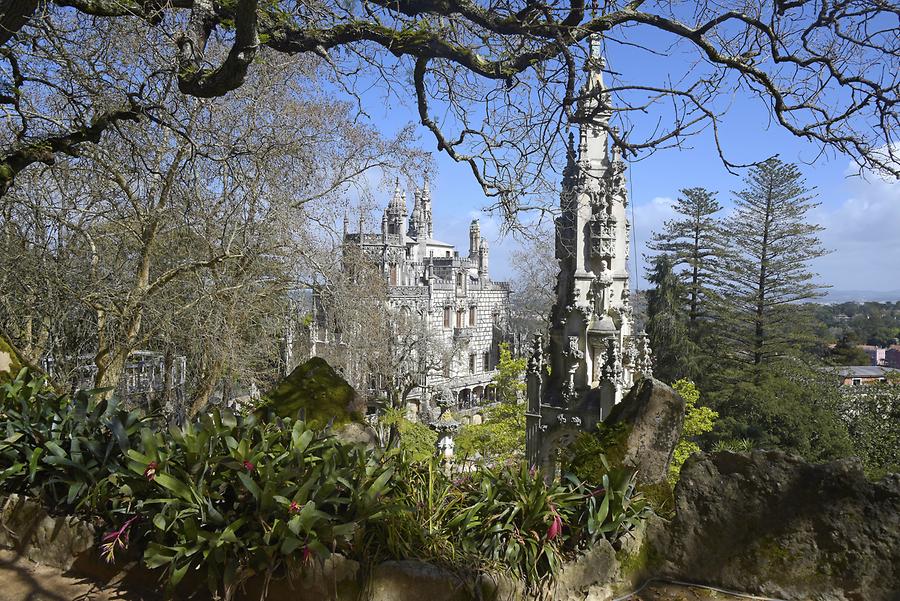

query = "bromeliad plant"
[[128, 411, 401, 597], [0, 368, 650, 598], [0, 369, 149, 514]]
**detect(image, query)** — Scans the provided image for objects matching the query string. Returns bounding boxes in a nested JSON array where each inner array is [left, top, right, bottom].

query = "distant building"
[[885, 345, 900, 369], [858, 345, 886, 366], [311, 182, 512, 414], [825, 365, 900, 386]]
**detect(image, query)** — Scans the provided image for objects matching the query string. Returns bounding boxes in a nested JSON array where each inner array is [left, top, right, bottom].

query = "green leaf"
[[154, 472, 195, 503], [237, 472, 260, 501]]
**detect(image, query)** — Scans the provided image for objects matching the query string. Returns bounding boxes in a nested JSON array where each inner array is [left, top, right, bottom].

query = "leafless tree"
[[0, 40, 425, 404], [1, 0, 897, 221], [311, 244, 458, 414]]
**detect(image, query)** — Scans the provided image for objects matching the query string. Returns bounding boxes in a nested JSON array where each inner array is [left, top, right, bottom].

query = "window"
[[443, 360, 450, 378], [456, 309, 464, 328], [446, 250, 451, 257], [469, 354, 476, 374], [492, 310, 500, 325], [852, 378, 862, 386], [389, 263, 397, 286], [469, 306, 476, 326], [483, 352, 491, 371], [443, 307, 451, 328], [456, 272, 463, 287]]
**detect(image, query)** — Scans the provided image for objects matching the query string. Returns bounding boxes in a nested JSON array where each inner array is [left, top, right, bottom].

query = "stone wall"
[[0, 494, 95, 571]]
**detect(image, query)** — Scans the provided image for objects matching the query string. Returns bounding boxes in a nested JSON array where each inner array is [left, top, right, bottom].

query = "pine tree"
[[648, 187, 722, 336], [714, 158, 829, 368], [646, 254, 692, 382]]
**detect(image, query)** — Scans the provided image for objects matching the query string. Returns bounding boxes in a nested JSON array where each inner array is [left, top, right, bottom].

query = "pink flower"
[[242, 460, 255, 472], [144, 461, 158, 481], [301, 545, 312, 563], [289, 501, 301, 514], [99, 515, 139, 564], [546, 505, 562, 541]]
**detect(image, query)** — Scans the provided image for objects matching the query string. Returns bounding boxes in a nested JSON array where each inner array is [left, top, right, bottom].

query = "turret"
[[478, 238, 489, 278], [408, 188, 422, 238], [526, 33, 649, 477], [421, 179, 433, 239], [468, 219, 481, 259]]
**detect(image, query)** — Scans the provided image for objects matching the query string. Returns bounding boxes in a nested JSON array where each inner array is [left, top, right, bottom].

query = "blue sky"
[[340, 38, 900, 297]]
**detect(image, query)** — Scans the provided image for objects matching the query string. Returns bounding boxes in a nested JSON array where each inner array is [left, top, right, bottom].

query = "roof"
[[824, 366, 900, 378]]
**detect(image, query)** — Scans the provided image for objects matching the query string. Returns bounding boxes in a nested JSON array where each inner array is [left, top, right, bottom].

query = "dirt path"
[[0, 551, 152, 601]]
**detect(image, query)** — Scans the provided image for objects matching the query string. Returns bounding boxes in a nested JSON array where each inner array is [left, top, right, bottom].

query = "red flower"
[[289, 501, 301, 514], [300, 545, 312, 563], [546, 505, 562, 541], [99, 515, 139, 564], [144, 461, 158, 481], [242, 460, 255, 472]]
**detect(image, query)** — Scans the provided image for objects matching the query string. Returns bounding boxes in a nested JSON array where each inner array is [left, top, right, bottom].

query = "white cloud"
[[632, 196, 677, 286], [811, 170, 900, 293]]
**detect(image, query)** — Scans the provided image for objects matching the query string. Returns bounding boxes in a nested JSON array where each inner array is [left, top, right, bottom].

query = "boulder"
[[262, 357, 365, 429], [0, 332, 25, 385], [656, 450, 900, 601], [0, 494, 96, 571], [602, 378, 685, 485]]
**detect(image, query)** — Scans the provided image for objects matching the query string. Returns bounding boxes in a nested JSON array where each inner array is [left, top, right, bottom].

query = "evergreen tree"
[[829, 334, 872, 366], [648, 187, 722, 336], [646, 254, 692, 382], [713, 159, 829, 368]]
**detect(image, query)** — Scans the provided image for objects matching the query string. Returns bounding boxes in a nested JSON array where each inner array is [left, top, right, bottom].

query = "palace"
[[525, 34, 652, 473], [311, 182, 512, 416]]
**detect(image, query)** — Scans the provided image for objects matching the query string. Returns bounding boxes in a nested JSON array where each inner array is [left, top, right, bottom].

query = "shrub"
[[0, 368, 650, 597]]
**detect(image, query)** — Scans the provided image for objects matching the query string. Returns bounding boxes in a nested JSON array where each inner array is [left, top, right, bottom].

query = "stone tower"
[[525, 34, 652, 473]]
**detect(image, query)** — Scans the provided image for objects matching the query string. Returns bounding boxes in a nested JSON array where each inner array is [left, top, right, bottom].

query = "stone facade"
[[311, 183, 512, 414], [525, 35, 651, 473]]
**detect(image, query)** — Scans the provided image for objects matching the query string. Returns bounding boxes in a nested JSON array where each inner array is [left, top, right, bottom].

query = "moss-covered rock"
[[0, 333, 25, 385], [603, 377, 685, 486], [260, 357, 364, 429]]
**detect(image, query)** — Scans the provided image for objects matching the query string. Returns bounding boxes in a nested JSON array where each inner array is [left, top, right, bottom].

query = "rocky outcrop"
[[261, 357, 366, 429], [0, 494, 96, 571], [656, 450, 900, 601], [603, 378, 684, 485]]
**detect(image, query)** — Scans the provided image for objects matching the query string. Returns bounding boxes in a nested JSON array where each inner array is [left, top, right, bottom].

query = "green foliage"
[[455, 401, 525, 462], [712, 158, 827, 367], [710, 364, 854, 463], [0, 370, 150, 514], [668, 379, 717, 485], [645, 255, 694, 383], [809, 301, 900, 347], [828, 334, 872, 366], [0, 368, 650, 596], [261, 357, 362, 428], [713, 438, 755, 453], [840, 373, 900, 479], [563, 422, 630, 485], [381, 408, 437, 462], [493, 343, 526, 402]]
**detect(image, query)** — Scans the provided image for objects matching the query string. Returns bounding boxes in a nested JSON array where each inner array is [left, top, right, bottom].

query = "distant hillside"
[[821, 290, 900, 304]]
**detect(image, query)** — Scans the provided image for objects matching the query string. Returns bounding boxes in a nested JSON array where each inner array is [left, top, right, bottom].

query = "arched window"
[[469, 306, 476, 326], [443, 307, 451, 328], [389, 263, 398, 286]]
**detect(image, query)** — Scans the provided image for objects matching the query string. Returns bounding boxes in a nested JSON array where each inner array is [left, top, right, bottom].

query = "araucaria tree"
[[647, 187, 722, 339], [713, 158, 828, 369], [645, 254, 691, 383]]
